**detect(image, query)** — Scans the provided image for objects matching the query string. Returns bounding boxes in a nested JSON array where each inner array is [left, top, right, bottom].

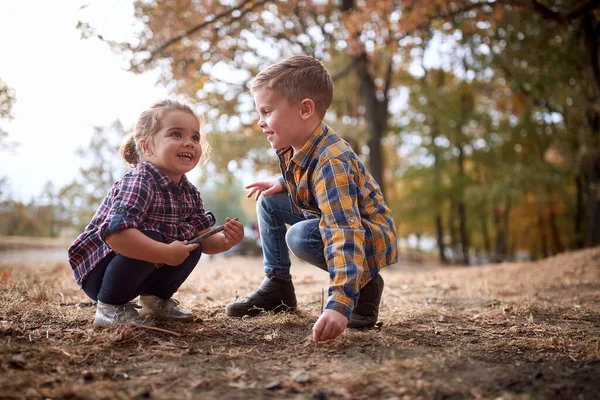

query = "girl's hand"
[[200, 217, 245, 254], [164, 240, 199, 266], [222, 217, 244, 248], [245, 180, 284, 201]]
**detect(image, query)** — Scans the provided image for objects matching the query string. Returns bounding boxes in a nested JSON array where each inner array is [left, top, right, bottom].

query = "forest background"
[[1, 0, 599, 265]]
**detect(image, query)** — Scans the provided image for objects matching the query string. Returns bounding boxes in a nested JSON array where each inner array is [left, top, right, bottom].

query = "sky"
[[0, 1, 175, 201]]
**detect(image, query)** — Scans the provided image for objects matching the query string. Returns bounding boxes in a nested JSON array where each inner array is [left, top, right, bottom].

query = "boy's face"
[[254, 88, 311, 151]]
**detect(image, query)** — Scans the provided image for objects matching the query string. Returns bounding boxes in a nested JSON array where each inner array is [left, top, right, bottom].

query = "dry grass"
[[1, 246, 599, 400]]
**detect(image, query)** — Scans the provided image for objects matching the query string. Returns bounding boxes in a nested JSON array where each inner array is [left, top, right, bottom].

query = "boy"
[[226, 55, 398, 342]]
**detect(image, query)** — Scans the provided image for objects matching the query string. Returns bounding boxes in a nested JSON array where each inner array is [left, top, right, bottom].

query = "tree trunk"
[[548, 205, 564, 254], [582, 14, 600, 246], [448, 202, 458, 263], [435, 214, 447, 264], [584, 157, 600, 246], [353, 52, 390, 195], [481, 211, 491, 257], [573, 173, 586, 249], [458, 201, 469, 265], [502, 198, 511, 260], [457, 144, 469, 265], [538, 214, 549, 259], [432, 125, 447, 264], [493, 206, 506, 262]]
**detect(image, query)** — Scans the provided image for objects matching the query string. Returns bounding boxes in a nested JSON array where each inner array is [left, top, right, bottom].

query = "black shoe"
[[348, 274, 384, 329], [226, 275, 297, 317]]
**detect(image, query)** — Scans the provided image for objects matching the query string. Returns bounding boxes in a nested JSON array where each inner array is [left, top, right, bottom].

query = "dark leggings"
[[82, 231, 202, 305]]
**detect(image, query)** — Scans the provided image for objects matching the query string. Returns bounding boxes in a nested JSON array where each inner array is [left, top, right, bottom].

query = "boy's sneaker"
[[225, 275, 297, 317], [348, 274, 384, 329], [93, 301, 156, 327], [138, 295, 194, 321]]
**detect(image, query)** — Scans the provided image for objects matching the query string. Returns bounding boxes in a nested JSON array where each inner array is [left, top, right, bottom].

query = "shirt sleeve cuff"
[[324, 293, 354, 319], [205, 211, 216, 226], [277, 176, 287, 191]]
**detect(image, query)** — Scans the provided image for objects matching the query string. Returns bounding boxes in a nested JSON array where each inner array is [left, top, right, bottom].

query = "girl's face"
[[142, 110, 202, 183]]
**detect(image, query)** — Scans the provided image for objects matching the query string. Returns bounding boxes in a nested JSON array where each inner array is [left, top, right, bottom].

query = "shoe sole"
[[93, 321, 157, 328], [225, 303, 296, 318]]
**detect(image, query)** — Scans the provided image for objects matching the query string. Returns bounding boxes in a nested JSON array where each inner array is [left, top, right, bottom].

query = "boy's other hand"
[[312, 309, 348, 342], [245, 179, 284, 201]]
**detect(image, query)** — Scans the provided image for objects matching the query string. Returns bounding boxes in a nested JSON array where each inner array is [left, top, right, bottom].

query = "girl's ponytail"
[[120, 132, 139, 167]]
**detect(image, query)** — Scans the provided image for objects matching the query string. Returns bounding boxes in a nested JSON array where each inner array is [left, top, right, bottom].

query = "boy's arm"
[[313, 158, 366, 319]]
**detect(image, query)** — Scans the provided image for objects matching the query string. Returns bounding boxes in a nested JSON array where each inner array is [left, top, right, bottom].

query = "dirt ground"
[[1, 244, 599, 400]]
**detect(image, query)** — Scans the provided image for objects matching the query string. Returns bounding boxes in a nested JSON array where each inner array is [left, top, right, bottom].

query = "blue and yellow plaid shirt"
[[277, 122, 398, 318]]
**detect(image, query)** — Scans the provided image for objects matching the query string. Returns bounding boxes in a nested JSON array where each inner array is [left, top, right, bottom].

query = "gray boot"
[[93, 301, 156, 327], [139, 295, 194, 321]]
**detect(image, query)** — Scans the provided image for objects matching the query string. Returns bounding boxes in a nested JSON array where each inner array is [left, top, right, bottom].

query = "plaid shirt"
[[68, 162, 214, 286], [277, 122, 398, 318]]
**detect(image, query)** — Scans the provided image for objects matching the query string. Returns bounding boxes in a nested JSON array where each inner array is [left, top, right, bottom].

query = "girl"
[[68, 99, 244, 327]]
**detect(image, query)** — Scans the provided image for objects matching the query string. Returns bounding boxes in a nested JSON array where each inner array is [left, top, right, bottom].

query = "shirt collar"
[[276, 122, 328, 168], [140, 161, 189, 189]]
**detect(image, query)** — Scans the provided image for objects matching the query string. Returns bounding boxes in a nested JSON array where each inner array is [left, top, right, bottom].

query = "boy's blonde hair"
[[251, 55, 333, 117], [120, 99, 211, 168]]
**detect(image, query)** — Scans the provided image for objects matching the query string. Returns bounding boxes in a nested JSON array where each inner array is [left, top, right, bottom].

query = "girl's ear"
[[140, 139, 153, 156], [300, 98, 316, 120]]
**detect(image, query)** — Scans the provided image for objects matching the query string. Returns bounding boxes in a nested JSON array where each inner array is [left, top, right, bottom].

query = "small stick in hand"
[[188, 218, 238, 244]]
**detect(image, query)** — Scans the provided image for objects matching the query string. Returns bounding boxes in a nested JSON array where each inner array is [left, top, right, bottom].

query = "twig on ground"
[[321, 288, 324, 314], [59, 301, 96, 307], [135, 325, 181, 336]]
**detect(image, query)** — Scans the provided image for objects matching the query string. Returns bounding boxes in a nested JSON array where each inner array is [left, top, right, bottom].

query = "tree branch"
[[142, 0, 273, 66], [497, 59, 563, 116], [392, 0, 600, 43], [382, 58, 394, 113], [530, 0, 600, 24], [331, 59, 359, 81]]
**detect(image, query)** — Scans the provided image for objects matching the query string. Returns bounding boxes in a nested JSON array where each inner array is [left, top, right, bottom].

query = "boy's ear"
[[300, 98, 316, 120]]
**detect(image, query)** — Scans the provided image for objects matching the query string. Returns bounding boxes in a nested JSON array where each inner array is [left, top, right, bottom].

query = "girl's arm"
[[105, 228, 199, 266]]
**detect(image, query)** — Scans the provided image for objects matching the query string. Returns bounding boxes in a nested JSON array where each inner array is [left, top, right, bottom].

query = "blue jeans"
[[82, 231, 202, 305], [257, 192, 327, 277]]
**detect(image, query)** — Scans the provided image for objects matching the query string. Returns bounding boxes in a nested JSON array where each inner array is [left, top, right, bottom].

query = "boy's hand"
[[164, 240, 199, 266], [245, 180, 284, 201], [312, 309, 348, 342]]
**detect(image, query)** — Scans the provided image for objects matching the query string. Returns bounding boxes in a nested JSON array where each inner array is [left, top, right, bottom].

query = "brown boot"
[[348, 274, 384, 329], [225, 275, 297, 317]]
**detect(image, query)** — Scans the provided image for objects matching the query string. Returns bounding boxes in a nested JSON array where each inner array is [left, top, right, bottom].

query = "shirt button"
[[177, 196, 183, 200], [117, 207, 125, 213], [349, 217, 356, 224]]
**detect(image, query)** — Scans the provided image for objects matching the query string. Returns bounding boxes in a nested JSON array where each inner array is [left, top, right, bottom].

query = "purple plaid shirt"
[[68, 162, 214, 286]]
